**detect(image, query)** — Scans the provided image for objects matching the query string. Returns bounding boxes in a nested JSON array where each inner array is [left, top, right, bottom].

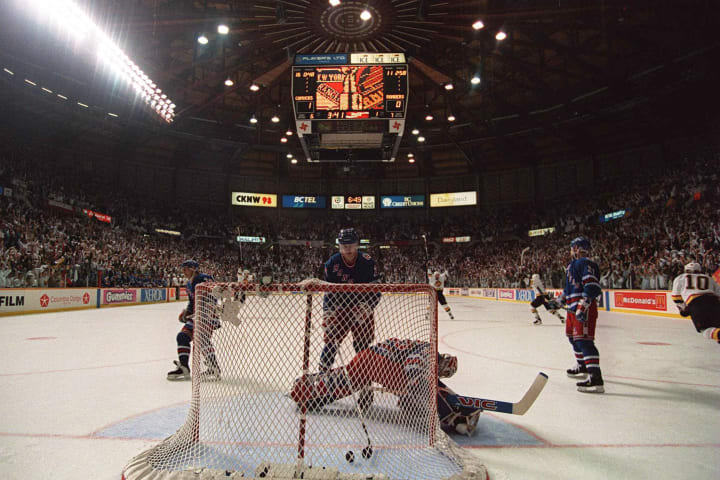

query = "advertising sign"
[[141, 289, 167, 303], [442, 236, 471, 243], [600, 209, 627, 223], [380, 195, 425, 208], [614, 291, 667, 311], [430, 191, 477, 208], [282, 195, 326, 209], [231, 192, 278, 208], [528, 227, 555, 237], [82, 209, 112, 223], [498, 289, 516, 300], [331, 195, 375, 210], [516, 289, 536, 301], [236, 236, 266, 244], [102, 289, 138, 306], [0, 288, 95, 315]]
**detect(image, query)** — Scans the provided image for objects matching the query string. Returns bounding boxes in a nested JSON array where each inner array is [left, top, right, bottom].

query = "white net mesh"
[[122, 282, 487, 480]]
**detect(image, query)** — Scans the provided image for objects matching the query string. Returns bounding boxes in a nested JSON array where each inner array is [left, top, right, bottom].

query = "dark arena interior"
[[0, 1, 719, 480]]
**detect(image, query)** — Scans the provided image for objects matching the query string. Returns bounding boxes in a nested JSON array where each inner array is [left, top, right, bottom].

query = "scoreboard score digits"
[[292, 53, 408, 121]]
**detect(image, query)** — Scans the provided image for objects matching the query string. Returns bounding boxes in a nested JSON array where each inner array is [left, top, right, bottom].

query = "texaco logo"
[[40, 294, 50, 308], [83, 292, 90, 304]]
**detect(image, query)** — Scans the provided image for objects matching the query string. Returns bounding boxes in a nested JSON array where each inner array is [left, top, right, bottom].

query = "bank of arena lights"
[[23, 0, 176, 123]]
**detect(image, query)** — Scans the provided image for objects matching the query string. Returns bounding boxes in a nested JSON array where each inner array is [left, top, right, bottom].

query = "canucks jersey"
[[671, 273, 720, 306], [532, 278, 547, 296], [563, 257, 601, 312], [323, 252, 380, 311], [428, 270, 448, 291]]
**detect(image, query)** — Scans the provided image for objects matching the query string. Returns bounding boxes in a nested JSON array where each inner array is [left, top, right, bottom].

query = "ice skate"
[[167, 360, 191, 381], [577, 373, 604, 393], [566, 364, 587, 378], [533, 318, 542, 325]]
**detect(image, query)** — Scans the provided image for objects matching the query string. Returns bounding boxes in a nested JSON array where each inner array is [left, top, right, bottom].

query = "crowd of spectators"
[[1, 137, 718, 290]]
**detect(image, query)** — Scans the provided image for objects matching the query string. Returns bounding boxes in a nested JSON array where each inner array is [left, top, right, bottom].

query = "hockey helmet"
[[181, 259, 199, 269], [337, 228, 359, 245], [684, 262, 701, 273], [438, 353, 457, 378], [570, 236, 591, 252], [531, 273, 541, 283]]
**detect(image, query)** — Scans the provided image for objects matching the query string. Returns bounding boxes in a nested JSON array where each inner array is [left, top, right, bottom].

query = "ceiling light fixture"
[[271, 115, 280, 123], [471, 75, 481, 85], [411, 128, 420, 135], [447, 115, 456, 122], [217, 24, 229, 35], [444, 83, 454, 91], [418, 136, 426, 142], [250, 83, 260, 91], [197, 34, 209, 44], [291, 158, 298, 164], [425, 114, 433, 121], [496, 31, 507, 41], [329, 0, 341, 6], [472, 20, 484, 30], [360, 9, 372, 21], [224, 78, 234, 86], [280, 137, 288, 143], [250, 115, 258, 124]]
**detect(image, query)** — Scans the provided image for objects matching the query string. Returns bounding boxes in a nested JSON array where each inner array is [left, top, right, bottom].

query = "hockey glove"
[[575, 297, 589, 323], [178, 309, 188, 323], [678, 305, 690, 317]]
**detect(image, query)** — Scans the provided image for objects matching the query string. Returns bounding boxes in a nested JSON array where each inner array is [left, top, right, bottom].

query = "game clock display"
[[292, 65, 408, 120]]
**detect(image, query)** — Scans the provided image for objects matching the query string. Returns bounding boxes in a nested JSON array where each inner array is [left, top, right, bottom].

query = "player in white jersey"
[[428, 269, 454, 320], [529, 273, 565, 325], [671, 262, 720, 344]]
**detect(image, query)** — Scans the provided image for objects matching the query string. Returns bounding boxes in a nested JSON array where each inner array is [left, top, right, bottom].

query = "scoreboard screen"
[[292, 65, 408, 120]]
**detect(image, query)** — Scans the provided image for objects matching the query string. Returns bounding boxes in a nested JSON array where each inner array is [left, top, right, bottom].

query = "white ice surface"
[[0, 298, 718, 480]]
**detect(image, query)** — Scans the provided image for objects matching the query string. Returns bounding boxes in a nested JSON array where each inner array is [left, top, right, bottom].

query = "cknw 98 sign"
[[231, 192, 278, 208]]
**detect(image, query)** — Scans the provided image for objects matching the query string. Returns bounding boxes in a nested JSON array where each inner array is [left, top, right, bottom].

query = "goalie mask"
[[438, 353, 457, 378]]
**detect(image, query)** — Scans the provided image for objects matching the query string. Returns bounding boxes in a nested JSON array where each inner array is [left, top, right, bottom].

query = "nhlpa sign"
[[380, 195, 425, 209], [282, 195, 326, 209]]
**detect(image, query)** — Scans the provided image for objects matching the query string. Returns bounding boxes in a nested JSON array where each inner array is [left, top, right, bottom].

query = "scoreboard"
[[292, 53, 408, 121]]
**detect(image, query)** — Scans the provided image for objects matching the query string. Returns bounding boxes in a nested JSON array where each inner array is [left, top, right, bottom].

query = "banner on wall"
[[613, 291, 667, 311], [0, 288, 95, 314], [430, 191, 477, 208], [380, 195, 425, 208], [498, 288, 515, 300], [231, 192, 278, 208], [101, 289, 138, 306], [141, 288, 167, 303], [282, 195, 326, 209]]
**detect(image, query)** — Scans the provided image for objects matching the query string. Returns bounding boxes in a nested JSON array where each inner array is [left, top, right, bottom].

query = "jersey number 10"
[[686, 274, 709, 290]]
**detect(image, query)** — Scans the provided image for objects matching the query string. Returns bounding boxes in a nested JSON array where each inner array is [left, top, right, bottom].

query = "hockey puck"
[[362, 446, 373, 459], [345, 450, 354, 463]]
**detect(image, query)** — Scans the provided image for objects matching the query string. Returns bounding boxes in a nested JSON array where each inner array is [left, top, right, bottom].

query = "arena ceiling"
[[0, 0, 717, 179]]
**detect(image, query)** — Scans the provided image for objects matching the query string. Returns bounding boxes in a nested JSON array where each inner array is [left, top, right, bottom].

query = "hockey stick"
[[455, 372, 548, 415], [421, 233, 430, 273], [335, 346, 374, 459], [520, 246, 530, 266]]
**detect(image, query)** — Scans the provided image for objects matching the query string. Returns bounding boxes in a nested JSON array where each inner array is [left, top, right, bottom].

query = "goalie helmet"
[[438, 353, 457, 378], [684, 262, 702, 273], [570, 236, 591, 252]]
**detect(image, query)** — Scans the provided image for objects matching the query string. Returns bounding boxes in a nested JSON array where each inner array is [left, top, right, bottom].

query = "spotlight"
[[444, 83, 454, 91], [407, 152, 414, 157], [409, 158, 416, 163], [197, 34, 209, 45], [271, 115, 280, 123], [472, 20, 484, 30], [471, 75, 481, 85], [280, 137, 288, 143], [250, 83, 260, 91], [425, 114, 433, 121], [418, 136, 425, 142], [217, 24, 229, 35], [447, 115, 456, 122], [496, 31, 507, 41], [286, 130, 293, 136], [286, 153, 293, 158], [250, 115, 258, 124], [329, 0, 341, 6], [291, 158, 298, 164], [360, 10, 371, 21], [411, 128, 420, 135], [224, 78, 234, 86]]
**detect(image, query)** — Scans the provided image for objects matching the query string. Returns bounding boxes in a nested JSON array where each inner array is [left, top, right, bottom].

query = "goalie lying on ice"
[[290, 338, 482, 436]]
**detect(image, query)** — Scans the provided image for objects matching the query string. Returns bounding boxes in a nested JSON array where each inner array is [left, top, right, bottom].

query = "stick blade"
[[512, 372, 548, 415]]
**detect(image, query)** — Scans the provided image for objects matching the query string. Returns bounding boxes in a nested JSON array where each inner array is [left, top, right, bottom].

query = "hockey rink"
[[0, 296, 718, 480]]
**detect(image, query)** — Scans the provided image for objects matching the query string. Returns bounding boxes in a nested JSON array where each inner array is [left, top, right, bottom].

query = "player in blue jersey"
[[167, 260, 221, 381], [319, 228, 381, 377], [556, 237, 604, 393]]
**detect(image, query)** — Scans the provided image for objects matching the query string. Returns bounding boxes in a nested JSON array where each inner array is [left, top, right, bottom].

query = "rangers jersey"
[[323, 251, 380, 311], [428, 270, 448, 291], [671, 273, 720, 306], [563, 257, 601, 312]]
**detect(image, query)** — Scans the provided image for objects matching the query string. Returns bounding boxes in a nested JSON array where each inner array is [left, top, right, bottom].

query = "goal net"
[[122, 281, 487, 479]]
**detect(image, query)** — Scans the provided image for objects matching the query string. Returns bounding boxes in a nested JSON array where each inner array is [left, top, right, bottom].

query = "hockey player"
[[319, 228, 381, 409], [167, 260, 221, 381], [530, 273, 565, 325], [558, 237, 604, 393], [428, 270, 455, 320], [671, 262, 720, 344], [290, 338, 482, 436]]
